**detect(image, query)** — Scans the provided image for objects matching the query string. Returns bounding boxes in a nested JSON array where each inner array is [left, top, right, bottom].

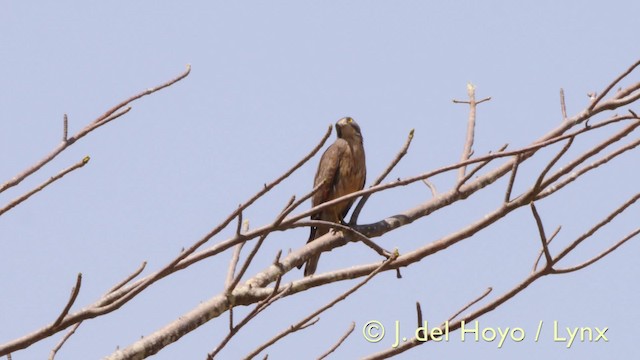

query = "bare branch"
[[447, 287, 493, 322], [504, 154, 521, 203], [225, 243, 244, 292], [415, 302, 423, 328], [422, 179, 437, 197], [48, 323, 81, 360], [243, 255, 397, 359], [554, 228, 640, 274], [107, 262, 147, 294], [52, 274, 82, 328], [532, 137, 574, 195], [456, 83, 481, 181], [209, 279, 293, 359], [317, 321, 355, 360], [351, 129, 415, 223], [62, 114, 68, 142], [537, 136, 640, 200], [0, 156, 90, 216], [529, 202, 553, 269], [553, 192, 640, 265], [0, 65, 191, 194], [457, 144, 508, 191], [532, 226, 561, 272], [294, 220, 392, 259], [560, 88, 567, 120], [589, 58, 640, 112]]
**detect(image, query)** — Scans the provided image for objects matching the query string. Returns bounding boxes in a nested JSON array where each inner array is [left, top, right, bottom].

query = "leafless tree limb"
[[552, 192, 639, 266], [52, 274, 82, 328], [560, 88, 567, 120], [317, 321, 355, 360], [107, 261, 147, 295], [421, 179, 437, 197], [293, 220, 392, 259], [456, 144, 508, 191], [532, 226, 561, 272], [243, 255, 397, 360], [588, 58, 640, 112], [0, 156, 90, 216], [503, 153, 521, 203], [0, 65, 191, 194], [415, 302, 423, 328], [447, 287, 493, 322], [553, 228, 640, 274], [48, 323, 81, 360], [62, 114, 68, 142], [4, 59, 640, 360], [454, 84, 492, 181], [529, 202, 554, 269], [225, 243, 244, 293], [351, 128, 415, 223]]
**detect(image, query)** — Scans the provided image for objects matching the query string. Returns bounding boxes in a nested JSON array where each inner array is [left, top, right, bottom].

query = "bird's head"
[[335, 117, 362, 141]]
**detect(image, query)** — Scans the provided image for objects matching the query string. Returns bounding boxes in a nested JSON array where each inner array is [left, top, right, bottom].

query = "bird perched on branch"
[[300, 117, 366, 276]]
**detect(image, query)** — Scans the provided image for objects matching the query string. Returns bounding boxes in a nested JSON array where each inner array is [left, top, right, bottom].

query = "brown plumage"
[[301, 117, 366, 276]]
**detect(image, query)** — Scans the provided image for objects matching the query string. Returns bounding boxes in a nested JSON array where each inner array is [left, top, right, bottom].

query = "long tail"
[[298, 225, 324, 276], [303, 253, 320, 276]]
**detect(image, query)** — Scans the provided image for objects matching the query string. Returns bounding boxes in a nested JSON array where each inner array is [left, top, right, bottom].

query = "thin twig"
[[554, 228, 640, 274], [456, 84, 478, 181], [208, 282, 293, 359], [422, 179, 437, 197], [529, 202, 553, 269], [48, 322, 81, 360], [588, 59, 640, 112], [351, 129, 415, 223], [504, 154, 521, 203], [52, 274, 82, 327], [228, 197, 295, 292], [415, 302, 423, 327], [317, 322, 355, 360], [235, 207, 243, 236], [0, 156, 90, 216], [537, 136, 640, 200], [457, 144, 508, 191], [447, 287, 493, 322], [531, 137, 574, 195], [560, 88, 568, 120], [62, 114, 68, 142], [107, 262, 147, 294], [225, 243, 245, 292], [553, 192, 640, 265], [293, 220, 392, 259], [243, 255, 397, 359], [280, 181, 326, 222], [532, 226, 560, 272], [0, 65, 191, 194]]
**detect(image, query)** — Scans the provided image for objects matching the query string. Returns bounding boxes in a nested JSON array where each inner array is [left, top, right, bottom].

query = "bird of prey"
[[301, 117, 366, 276]]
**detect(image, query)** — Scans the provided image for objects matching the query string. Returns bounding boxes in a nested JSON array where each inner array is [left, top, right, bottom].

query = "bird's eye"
[[347, 117, 353, 123]]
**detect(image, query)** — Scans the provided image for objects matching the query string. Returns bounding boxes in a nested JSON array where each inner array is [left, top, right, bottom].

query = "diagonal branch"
[[351, 128, 415, 224], [317, 321, 355, 360], [529, 202, 554, 269], [0, 156, 90, 216], [0, 66, 191, 194], [553, 228, 640, 274], [243, 254, 397, 359], [588, 58, 640, 112]]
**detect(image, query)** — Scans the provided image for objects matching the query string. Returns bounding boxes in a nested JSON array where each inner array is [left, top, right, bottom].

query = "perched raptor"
[[301, 117, 366, 276]]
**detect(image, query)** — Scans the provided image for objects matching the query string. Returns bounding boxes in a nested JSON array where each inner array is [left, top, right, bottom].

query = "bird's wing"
[[312, 139, 347, 210]]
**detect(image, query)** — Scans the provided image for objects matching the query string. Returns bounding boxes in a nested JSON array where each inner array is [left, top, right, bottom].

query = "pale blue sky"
[[1, 2, 638, 359]]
